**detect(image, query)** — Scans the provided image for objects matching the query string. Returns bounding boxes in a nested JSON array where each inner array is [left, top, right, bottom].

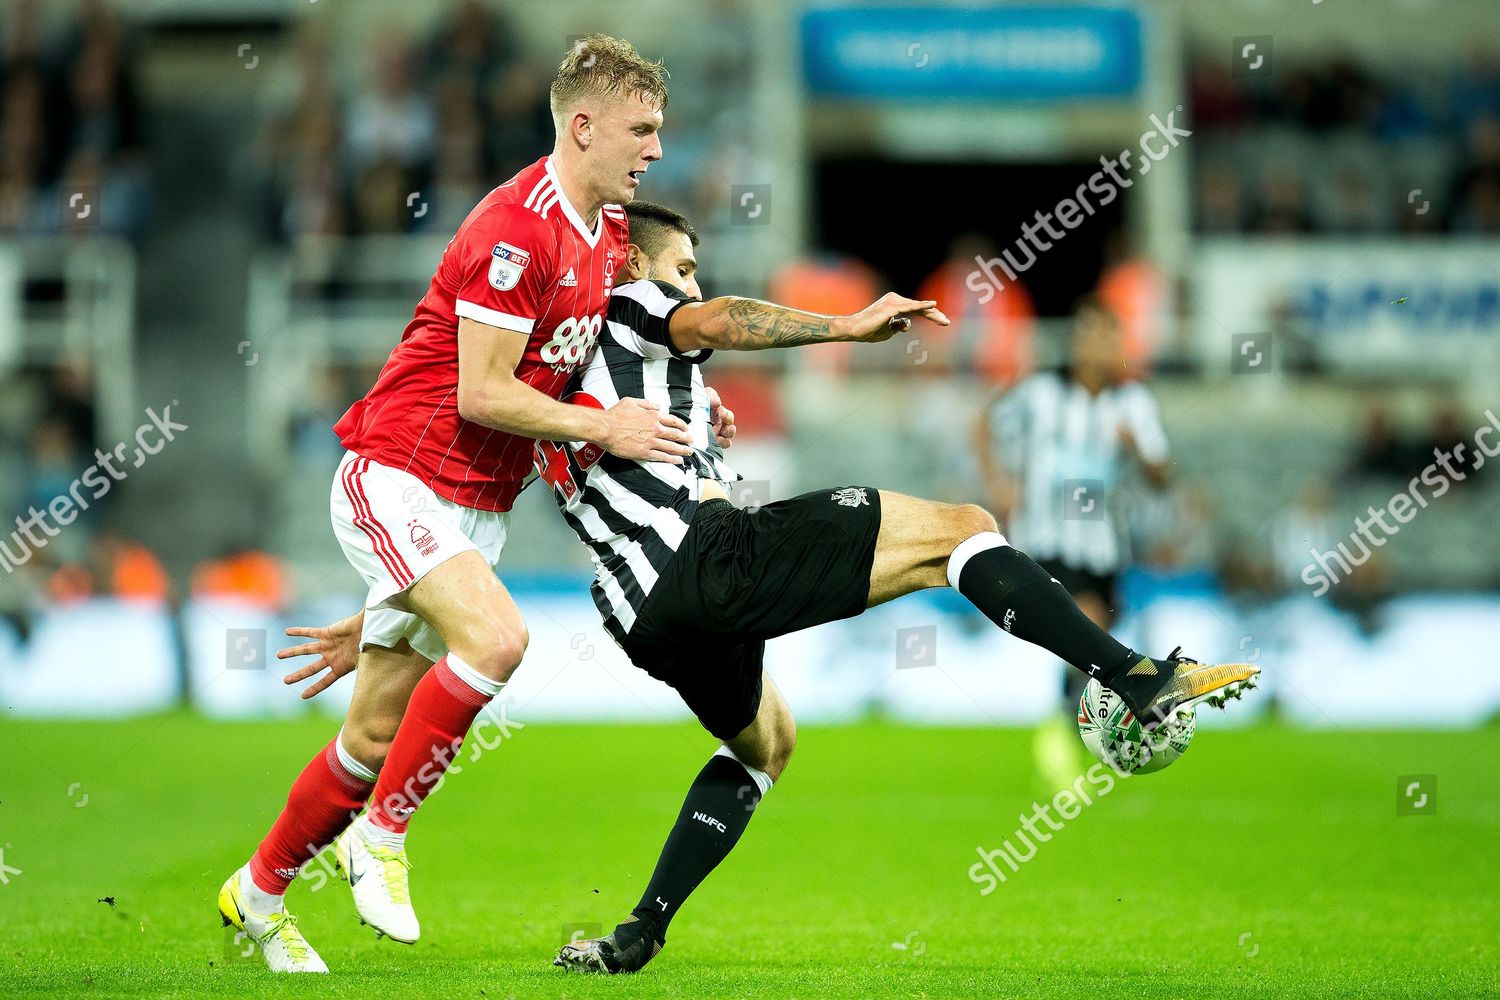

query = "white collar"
[[544, 156, 603, 248]]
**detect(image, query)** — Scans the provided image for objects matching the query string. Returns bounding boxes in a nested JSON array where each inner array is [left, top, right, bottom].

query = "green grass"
[[0, 714, 1495, 998]]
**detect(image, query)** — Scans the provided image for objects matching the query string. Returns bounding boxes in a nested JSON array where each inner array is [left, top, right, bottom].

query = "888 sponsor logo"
[[540, 315, 602, 370]]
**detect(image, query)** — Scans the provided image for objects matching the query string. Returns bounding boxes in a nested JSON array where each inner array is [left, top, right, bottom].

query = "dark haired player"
[[539, 202, 1259, 973]]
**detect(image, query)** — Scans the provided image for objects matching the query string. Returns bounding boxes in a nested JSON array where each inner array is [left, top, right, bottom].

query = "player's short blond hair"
[[550, 34, 669, 133]]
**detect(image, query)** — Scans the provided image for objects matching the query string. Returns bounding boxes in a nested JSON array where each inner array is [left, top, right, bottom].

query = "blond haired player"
[[216, 35, 687, 973]]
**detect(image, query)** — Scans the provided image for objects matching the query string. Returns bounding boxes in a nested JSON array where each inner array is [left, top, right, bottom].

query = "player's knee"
[[467, 633, 525, 682], [951, 503, 998, 539], [758, 715, 797, 782], [771, 719, 797, 780], [503, 619, 530, 664], [343, 717, 400, 771], [459, 620, 531, 683]]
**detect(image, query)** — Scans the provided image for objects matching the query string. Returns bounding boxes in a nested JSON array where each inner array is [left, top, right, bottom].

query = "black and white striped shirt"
[[534, 279, 737, 642], [986, 370, 1168, 575]]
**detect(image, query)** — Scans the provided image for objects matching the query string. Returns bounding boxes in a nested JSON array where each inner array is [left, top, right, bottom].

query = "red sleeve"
[[453, 205, 555, 334]]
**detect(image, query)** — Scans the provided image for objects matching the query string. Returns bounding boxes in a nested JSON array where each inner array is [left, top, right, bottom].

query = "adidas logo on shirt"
[[559, 267, 578, 287]]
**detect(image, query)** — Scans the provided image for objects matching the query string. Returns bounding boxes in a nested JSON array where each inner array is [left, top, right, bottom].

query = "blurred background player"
[[975, 297, 1170, 789]]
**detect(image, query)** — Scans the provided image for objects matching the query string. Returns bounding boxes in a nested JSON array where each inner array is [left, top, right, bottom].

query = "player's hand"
[[279, 612, 364, 700], [601, 397, 694, 464], [706, 386, 736, 449], [837, 293, 950, 344]]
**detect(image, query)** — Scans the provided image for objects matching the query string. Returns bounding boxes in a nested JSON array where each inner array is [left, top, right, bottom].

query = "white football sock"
[[712, 744, 774, 796], [444, 652, 505, 699], [946, 530, 1010, 590], [238, 863, 286, 915], [335, 729, 380, 782], [354, 811, 406, 850]]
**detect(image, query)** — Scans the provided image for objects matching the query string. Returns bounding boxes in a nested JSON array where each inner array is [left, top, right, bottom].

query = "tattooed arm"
[[669, 292, 949, 353]]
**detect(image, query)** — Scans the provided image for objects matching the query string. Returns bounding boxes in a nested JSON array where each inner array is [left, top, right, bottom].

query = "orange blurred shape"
[[1096, 256, 1166, 377], [113, 542, 171, 604], [769, 256, 881, 376], [46, 541, 170, 606], [703, 369, 783, 439], [192, 550, 289, 613], [916, 260, 1035, 384]]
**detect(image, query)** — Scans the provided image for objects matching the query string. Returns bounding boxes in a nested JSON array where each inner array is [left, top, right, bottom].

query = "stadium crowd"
[[1191, 47, 1500, 234], [253, 0, 756, 246], [0, 0, 148, 240]]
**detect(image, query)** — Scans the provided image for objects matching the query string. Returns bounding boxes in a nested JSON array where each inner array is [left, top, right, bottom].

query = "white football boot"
[[217, 870, 328, 973], [333, 819, 420, 943]]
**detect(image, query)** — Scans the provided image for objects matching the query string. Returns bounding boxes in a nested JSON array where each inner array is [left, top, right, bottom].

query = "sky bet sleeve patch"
[[488, 242, 532, 291]]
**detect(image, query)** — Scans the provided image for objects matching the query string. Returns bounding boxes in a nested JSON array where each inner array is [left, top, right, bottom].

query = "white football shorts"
[[330, 450, 510, 664]]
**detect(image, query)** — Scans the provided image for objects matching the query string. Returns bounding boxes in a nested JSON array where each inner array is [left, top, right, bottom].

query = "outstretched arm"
[[669, 292, 949, 352]]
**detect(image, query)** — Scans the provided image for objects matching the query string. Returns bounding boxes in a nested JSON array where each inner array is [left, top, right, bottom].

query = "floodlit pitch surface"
[[1, 715, 1494, 998]]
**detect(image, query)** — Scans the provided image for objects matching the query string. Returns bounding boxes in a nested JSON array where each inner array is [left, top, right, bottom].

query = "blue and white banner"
[[5, 586, 1499, 727], [801, 6, 1143, 101], [1195, 239, 1500, 373]]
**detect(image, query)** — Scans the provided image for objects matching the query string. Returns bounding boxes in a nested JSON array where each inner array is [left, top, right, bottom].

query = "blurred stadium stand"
[[1, 0, 1497, 725]]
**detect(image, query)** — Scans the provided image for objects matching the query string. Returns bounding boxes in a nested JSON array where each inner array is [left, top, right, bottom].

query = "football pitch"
[[1, 714, 1494, 998]]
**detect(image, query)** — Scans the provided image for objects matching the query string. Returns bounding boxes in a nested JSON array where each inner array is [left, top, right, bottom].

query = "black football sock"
[[616, 748, 771, 947], [946, 531, 1170, 710]]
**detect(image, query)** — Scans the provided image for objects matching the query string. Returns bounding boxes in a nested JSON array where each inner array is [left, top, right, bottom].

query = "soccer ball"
[[1077, 679, 1196, 775]]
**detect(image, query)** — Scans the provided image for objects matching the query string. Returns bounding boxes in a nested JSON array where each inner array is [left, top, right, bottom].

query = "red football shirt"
[[335, 155, 628, 512]]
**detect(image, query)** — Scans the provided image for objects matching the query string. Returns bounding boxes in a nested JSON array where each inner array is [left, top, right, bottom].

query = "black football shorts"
[[618, 486, 883, 740]]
